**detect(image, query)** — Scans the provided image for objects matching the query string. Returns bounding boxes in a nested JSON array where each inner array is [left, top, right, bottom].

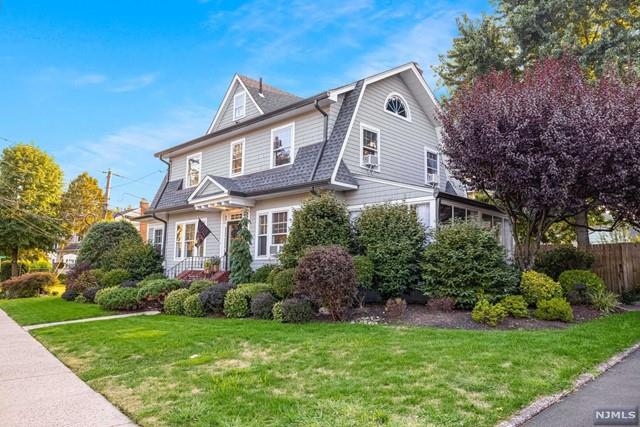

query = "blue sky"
[[0, 0, 491, 208]]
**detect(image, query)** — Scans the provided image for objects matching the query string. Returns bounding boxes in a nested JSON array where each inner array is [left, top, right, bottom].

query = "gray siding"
[[212, 82, 262, 132], [164, 210, 223, 271], [341, 75, 446, 189], [343, 178, 433, 206]]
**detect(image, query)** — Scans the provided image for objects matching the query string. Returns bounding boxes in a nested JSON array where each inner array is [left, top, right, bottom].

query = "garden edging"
[[497, 342, 640, 427]]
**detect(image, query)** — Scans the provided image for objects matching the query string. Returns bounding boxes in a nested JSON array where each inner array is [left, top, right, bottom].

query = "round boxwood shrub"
[[279, 297, 314, 323], [558, 270, 605, 301], [200, 283, 235, 314], [82, 287, 101, 303], [189, 280, 214, 295], [266, 267, 283, 284], [61, 288, 79, 301], [499, 295, 529, 318], [251, 265, 276, 283], [223, 283, 272, 318], [183, 293, 206, 317], [272, 301, 284, 322], [251, 292, 276, 319], [137, 279, 184, 305], [164, 288, 190, 315], [0, 272, 58, 299], [272, 268, 295, 299], [471, 299, 507, 326], [535, 297, 574, 322], [520, 271, 563, 305], [422, 222, 519, 308], [95, 287, 139, 310], [534, 245, 594, 280], [294, 245, 357, 320], [102, 239, 163, 280], [100, 269, 131, 288]]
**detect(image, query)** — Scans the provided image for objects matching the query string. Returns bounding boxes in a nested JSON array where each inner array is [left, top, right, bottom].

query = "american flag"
[[195, 219, 214, 247]]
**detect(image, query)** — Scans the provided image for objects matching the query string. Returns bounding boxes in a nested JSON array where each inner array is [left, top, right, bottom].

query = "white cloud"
[[108, 73, 158, 93], [73, 73, 107, 86]]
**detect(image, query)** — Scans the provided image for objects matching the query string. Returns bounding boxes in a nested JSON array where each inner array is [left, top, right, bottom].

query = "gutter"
[[154, 155, 171, 260], [310, 99, 329, 181]]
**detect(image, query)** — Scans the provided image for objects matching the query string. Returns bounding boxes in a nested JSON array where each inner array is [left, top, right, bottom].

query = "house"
[[112, 199, 151, 240], [135, 63, 511, 278]]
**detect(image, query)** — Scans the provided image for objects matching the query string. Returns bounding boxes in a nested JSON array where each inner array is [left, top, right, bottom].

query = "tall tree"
[[229, 212, 252, 285], [0, 144, 65, 276], [60, 172, 104, 238]]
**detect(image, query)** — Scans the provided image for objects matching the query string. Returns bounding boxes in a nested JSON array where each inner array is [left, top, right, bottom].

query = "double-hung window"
[[230, 139, 244, 176], [175, 221, 204, 260], [256, 209, 292, 258], [186, 153, 202, 187], [148, 226, 164, 252], [360, 124, 380, 170], [233, 91, 246, 120], [425, 149, 439, 184], [271, 123, 294, 168]]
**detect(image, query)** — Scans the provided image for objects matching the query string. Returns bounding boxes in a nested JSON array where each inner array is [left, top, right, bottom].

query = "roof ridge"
[[237, 74, 302, 99]]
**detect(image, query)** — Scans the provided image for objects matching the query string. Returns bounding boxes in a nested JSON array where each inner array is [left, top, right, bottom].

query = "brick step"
[[176, 270, 229, 283]]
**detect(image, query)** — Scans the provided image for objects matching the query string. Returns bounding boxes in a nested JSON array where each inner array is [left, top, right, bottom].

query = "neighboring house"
[[135, 62, 511, 278], [113, 200, 152, 241]]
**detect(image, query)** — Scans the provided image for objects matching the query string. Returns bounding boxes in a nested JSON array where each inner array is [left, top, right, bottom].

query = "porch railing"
[[165, 256, 214, 279]]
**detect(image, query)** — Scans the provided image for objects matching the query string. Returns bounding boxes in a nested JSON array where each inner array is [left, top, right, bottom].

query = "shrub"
[[471, 299, 508, 326], [356, 204, 425, 297], [229, 215, 253, 285], [1, 272, 58, 299], [163, 289, 190, 315], [426, 297, 457, 312], [251, 292, 276, 319], [144, 272, 166, 281], [384, 298, 407, 319], [0, 260, 28, 281], [100, 269, 131, 288], [279, 193, 353, 268], [271, 268, 295, 299], [75, 295, 88, 303], [223, 283, 272, 318], [272, 301, 284, 322], [588, 289, 619, 313], [102, 238, 163, 280], [535, 297, 574, 322], [294, 245, 357, 320], [251, 265, 276, 283], [279, 297, 314, 323], [73, 270, 101, 292], [64, 262, 91, 291], [621, 288, 640, 305], [353, 255, 374, 308], [61, 288, 79, 301], [422, 222, 519, 308], [266, 267, 283, 284], [200, 283, 235, 314], [500, 295, 529, 318], [119, 280, 140, 288], [137, 279, 184, 305], [88, 269, 106, 285], [189, 280, 214, 295], [82, 287, 101, 303], [534, 245, 594, 280], [78, 221, 141, 267], [183, 293, 206, 317], [558, 270, 605, 302], [520, 271, 563, 305], [95, 287, 139, 310]]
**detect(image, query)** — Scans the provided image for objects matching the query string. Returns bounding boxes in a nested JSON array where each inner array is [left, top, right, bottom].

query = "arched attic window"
[[384, 93, 411, 121]]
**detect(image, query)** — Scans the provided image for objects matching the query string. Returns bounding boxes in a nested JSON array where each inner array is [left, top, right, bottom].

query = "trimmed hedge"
[[558, 270, 605, 300], [223, 283, 272, 318], [100, 269, 131, 288], [137, 279, 184, 305], [520, 271, 563, 305], [200, 283, 235, 314], [251, 292, 276, 319], [95, 287, 139, 310], [500, 295, 529, 318], [535, 297, 573, 322], [1, 272, 58, 299], [471, 299, 507, 326], [163, 289, 190, 315], [271, 268, 295, 299], [189, 280, 214, 295], [183, 294, 206, 317], [278, 297, 314, 323]]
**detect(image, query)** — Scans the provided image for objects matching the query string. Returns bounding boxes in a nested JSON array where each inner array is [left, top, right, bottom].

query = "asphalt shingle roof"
[[238, 75, 303, 114]]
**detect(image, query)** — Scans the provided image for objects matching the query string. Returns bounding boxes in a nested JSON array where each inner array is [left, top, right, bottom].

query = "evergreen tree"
[[229, 212, 252, 284]]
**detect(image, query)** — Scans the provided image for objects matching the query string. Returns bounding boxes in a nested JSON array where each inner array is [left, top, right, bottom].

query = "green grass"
[[0, 297, 114, 325], [32, 313, 640, 427]]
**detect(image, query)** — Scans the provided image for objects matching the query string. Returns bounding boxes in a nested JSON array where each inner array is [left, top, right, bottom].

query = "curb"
[[497, 342, 640, 427]]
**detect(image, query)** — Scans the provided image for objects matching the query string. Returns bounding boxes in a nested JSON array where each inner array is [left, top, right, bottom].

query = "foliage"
[[61, 288, 79, 301], [272, 301, 284, 322], [588, 289, 619, 314], [102, 238, 163, 280], [294, 246, 357, 320], [75, 294, 88, 303], [163, 289, 190, 315], [471, 299, 508, 326], [535, 298, 574, 322], [0, 260, 29, 281], [136, 279, 184, 305], [223, 283, 272, 318], [199, 283, 235, 314], [0, 144, 65, 276], [70, 270, 101, 292], [95, 287, 139, 311], [271, 268, 295, 299], [82, 287, 101, 303], [534, 246, 595, 280], [353, 255, 374, 290], [1, 272, 57, 299], [59, 172, 104, 238], [279, 193, 353, 268], [266, 266, 283, 284], [189, 280, 214, 295], [355, 204, 425, 297], [621, 288, 640, 305], [384, 298, 407, 319], [144, 272, 166, 281], [251, 292, 276, 319], [119, 280, 140, 288], [520, 271, 563, 306], [500, 295, 529, 318], [78, 221, 141, 268], [182, 293, 206, 317], [558, 270, 605, 300], [229, 213, 253, 285], [250, 264, 276, 283], [422, 222, 519, 308], [279, 297, 314, 323], [100, 269, 131, 288]]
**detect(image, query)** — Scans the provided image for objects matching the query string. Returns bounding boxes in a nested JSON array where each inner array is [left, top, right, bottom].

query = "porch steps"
[[177, 270, 229, 283]]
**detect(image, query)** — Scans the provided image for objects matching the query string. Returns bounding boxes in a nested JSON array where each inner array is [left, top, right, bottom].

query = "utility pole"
[[102, 169, 124, 219]]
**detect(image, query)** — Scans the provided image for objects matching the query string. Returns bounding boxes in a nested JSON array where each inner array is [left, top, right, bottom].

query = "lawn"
[[33, 312, 640, 427], [0, 297, 114, 325]]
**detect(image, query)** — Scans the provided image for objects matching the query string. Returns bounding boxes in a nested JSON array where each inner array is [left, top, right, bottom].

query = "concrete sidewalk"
[[0, 309, 135, 427], [523, 348, 640, 427]]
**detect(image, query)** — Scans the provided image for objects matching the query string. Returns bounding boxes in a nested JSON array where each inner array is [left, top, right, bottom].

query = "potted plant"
[[204, 257, 221, 274]]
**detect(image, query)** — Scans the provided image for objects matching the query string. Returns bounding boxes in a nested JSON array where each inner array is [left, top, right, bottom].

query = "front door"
[[224, 221, 241, 270]]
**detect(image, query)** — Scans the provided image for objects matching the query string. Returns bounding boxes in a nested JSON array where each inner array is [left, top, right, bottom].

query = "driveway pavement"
[[523, 349, 640, 427], [0, 309, 135, 427]]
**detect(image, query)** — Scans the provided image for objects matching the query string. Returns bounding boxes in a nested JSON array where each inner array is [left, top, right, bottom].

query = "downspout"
[[155, 155, 171, 260], [309, 98, 329, 182]]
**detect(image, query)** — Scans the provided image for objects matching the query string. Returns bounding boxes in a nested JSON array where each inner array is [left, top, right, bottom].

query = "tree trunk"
[[10, 247, 19, 278], [575, 210, 590, 249]]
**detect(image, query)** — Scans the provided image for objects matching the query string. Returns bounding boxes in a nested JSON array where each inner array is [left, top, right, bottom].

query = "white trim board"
[[352, 175, 435, 193], [173, 218, 207, 261], [187, 175, 229, 203]]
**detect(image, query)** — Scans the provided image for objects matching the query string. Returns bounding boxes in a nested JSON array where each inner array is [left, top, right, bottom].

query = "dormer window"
[[233, 91, 246, 120], [186, 152, 202, 187], [384, 93, 411, 121]]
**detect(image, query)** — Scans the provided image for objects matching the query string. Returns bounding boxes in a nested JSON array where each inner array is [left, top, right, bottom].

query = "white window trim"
[[254, 206, 297, 260], [424, 147, 440, 183], [270, 122, 295, 169], [174, 219, 206, 261], [233, 91, 246, 120], [359, 123, 381, 172], [229, 138, 245, 176], [185, 152, 202, 188], [383, 92, 412, 122], [147, 225, 164, 251]]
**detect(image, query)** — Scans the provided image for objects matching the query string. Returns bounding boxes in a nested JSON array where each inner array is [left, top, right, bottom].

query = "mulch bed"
[[338, 303, 603, 330]]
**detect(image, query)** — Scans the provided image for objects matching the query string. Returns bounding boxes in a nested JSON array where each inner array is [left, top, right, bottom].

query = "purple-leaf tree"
[[439, 57, 604, 269]]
